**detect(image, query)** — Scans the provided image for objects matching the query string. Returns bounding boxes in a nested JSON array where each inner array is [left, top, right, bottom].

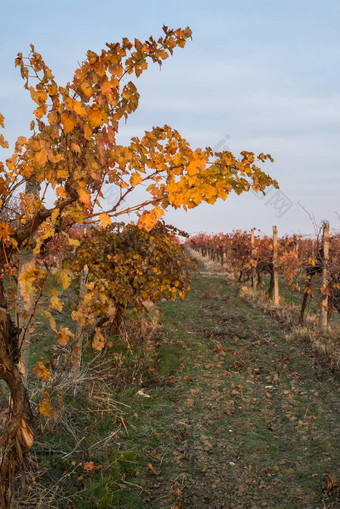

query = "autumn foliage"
[[188, 230, 340, 317], [70, 222, 193, 349]]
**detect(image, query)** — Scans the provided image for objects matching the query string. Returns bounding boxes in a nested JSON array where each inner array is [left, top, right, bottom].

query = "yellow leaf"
[[68, 237, 80, 248], [92, 328, 105, 351], [130, 172, 142, 187], [39, 392, 53, 417], [47, 81, 58, 96], [61, 112, 77, 133], [33, 221, 55, 255], [51, 208, 60, 223], [55, 268, 73, 290], [16, 136, 27, 149], [33, 360, 51, 383], [50, 289, 63, 312], [99, 213, 111, 228], [57, 168, 69, 179], [42, 310, 57, 332], [19, 263, 42, 305]]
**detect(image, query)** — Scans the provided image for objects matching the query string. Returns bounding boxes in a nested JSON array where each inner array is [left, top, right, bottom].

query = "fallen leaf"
[[148, 463, 161, 476], [84, 461, 102, 471]]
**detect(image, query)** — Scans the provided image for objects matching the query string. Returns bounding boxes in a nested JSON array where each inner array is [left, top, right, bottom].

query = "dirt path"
[[109, 256, 340, 508]]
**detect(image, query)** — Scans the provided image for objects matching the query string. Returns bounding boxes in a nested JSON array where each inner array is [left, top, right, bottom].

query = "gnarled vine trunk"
[[0, 285, 34, 508]]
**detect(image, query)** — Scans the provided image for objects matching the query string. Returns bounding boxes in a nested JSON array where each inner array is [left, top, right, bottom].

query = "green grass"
[[23, 258, 340, 508]]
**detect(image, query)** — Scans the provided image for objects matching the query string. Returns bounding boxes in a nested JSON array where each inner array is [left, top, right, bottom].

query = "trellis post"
[[320, 221, 329, 334], [273, 225, 279, 305], [251, 228, 257, 291]]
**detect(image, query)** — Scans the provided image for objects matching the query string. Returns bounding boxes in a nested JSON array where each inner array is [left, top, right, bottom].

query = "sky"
[[1, 0, 339, 237]]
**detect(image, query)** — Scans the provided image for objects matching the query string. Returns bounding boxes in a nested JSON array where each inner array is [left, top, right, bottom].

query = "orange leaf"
[[81, 81, 92, 97], [99, 213, 111, 228], [0, 134, 9, 149], [71, 143, 81, 154], [35, 148, 48, 166], [84, 461, 102, 471], [61, 112, 77, 133], [148, 463, 161, 476], [92, 328, 105, 351], [153, 206, 164, 220], [89, 109, 103, 128], [57, 325, 74, 346], [56, 186, 67, 198], [137, 211, 157, 232], [78, 188, 91, 207], [130, 172, 142, 187], [73, 101, 86, 116], [84, 124, 92, 140]]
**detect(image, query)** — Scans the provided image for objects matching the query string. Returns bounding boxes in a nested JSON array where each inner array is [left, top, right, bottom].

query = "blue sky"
[[1, 0, 339, 236]]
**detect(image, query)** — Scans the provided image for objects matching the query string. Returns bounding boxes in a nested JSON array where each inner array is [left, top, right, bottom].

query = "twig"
[[61, 435, 85, 459]]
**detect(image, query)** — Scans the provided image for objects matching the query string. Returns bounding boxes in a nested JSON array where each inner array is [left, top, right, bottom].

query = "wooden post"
[[273, 226, 279, 305], [251, 228, 257, 291], [293, 234, 300, 255], [74, 264, 89, 374], [320, 221, 329, 334]]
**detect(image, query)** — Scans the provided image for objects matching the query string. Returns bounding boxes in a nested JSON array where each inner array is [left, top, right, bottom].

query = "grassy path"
[[77, 255, 340, 508]]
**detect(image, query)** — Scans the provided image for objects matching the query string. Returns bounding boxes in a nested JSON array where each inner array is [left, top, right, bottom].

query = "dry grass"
[[119, 302, 159, 350], [21, 309, 161, 508], [239, 285, 340, 370]]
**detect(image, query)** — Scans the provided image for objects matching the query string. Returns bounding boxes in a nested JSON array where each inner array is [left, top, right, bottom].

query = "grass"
[[21, 254, 340, 508]]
